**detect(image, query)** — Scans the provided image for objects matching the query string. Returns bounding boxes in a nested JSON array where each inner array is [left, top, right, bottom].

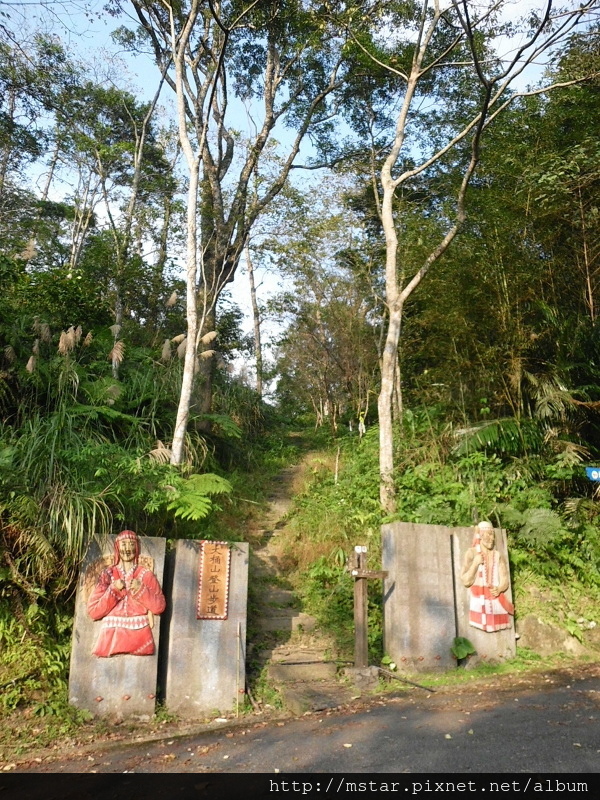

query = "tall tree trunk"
[[0, 90, 16, 198], [194, 306, 216, 433], [378, 303, 403, 513], [393, 353, 403, 423], [245, 243, 263, 397], [578, 186, 596, 323], [40, 139, 60, 203], [171, 160, 200, 464]]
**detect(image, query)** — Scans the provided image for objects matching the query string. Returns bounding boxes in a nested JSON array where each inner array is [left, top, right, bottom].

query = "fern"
[[81, 377, 123, 407], [69, 404, 140, 424], [518, 508, 565, 548], [454, 417, 543, 457], [197, 413, 242, 439], [165, 472, 232, 521]]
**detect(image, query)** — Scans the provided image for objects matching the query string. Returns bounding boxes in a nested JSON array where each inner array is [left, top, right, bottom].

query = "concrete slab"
[[69, 535, 166, 719], [382, 522, 458, 671], [164, 540, 248, 719], [382, 522, 516, 672]]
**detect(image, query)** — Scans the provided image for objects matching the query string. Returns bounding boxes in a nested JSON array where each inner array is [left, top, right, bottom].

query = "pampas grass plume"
[[160, 339, 171, 362], [58, 331, 73, 355], [109, 341, 125, 364], [201, 331, 217, 346], [165, 291, 178, 308], [4, 345, 16, 364]]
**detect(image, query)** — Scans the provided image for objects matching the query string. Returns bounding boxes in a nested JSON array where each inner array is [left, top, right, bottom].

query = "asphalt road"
[[7, 664, 599, 777]]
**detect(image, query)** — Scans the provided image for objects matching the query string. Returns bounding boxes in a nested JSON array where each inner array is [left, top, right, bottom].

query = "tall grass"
[[0, 332, 262, 602]]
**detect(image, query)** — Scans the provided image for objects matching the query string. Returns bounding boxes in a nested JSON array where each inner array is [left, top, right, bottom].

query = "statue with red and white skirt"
[[461, 521, 514, 632]]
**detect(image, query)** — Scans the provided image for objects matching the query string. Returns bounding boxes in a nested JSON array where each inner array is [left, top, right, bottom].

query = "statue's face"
[[480, 529, 495, 550], [118, 538, 137, 562]]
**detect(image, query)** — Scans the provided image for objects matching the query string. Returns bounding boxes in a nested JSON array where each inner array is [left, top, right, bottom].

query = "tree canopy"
[[1, 0, 600, 602]]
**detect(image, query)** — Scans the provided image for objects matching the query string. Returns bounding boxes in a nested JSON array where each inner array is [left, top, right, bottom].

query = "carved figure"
[[461, 521, 514, 632], [87, 530, 166, 657]]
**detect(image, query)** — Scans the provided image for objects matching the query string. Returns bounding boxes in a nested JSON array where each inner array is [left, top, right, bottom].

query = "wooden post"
[[350, 545, 388, 669], [353, 546, 368, 668]]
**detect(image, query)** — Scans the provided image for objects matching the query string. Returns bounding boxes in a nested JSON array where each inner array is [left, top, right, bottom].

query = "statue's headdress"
[[113, 529, 140, 565]]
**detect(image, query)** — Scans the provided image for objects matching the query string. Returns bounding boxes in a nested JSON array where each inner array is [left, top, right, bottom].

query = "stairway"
[[248, 462, 357, 715]]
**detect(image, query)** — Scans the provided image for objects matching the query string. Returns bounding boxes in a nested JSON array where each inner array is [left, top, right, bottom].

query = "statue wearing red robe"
[[87, 531, 166, 657]]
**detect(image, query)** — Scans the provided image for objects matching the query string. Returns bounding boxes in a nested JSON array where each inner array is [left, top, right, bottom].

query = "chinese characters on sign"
[[197, 541, 231, 620]]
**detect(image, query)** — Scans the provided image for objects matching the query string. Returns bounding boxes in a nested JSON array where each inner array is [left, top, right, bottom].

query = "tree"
[[0, 31, 78, 258], [334, 0, 600, 512], [270, 185, 381, 428], [112, 0, 350, 463]]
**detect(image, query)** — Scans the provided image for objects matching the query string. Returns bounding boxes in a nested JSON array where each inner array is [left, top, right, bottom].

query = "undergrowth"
[[281, 410, 600, 663], [0, 601, 73, 711]]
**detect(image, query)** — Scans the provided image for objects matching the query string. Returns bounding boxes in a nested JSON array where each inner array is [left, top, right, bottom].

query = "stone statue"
[[461, 521, 514, 632], [87, 530, 166, 657]]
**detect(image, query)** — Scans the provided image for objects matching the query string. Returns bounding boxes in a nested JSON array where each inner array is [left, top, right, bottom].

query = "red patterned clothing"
[[469, 549, 514, 632], [87, 564, 166, 657]]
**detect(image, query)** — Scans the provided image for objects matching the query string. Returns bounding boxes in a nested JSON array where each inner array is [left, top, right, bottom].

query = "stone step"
[[255, 610, 316, 633], [252, 551, 281, 564], [252, 555, 285, 576], [268, 661, 337, 683], [270, 642, 331, 664], [255, 640, 335, 666], [259, 588, 297, 607], [278, 681, 358, 716], [269, 647, 328, 664]]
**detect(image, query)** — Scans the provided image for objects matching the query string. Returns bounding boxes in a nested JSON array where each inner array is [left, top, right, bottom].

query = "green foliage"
[[454, 418, 544, 458], [301, 555, 355, 657], [165, 472, 232, 521], [451, 637, 476, 661], [198, 414, 242, 440], [0, 601, 72, 715], [287, 406, 600, 666], [503, 507, 565, 548], [0, 320, 275, 601]]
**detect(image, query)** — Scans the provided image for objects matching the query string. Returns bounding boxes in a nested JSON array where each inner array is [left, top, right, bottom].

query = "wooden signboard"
[[197, 540, 231, 620]]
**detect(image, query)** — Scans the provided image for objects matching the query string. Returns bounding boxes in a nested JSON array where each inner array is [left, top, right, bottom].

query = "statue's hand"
[[130, 578, 142, 594], [113, 578, 125, 591], [489, 586, 500, 597], [474, 552, 484, 567]]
